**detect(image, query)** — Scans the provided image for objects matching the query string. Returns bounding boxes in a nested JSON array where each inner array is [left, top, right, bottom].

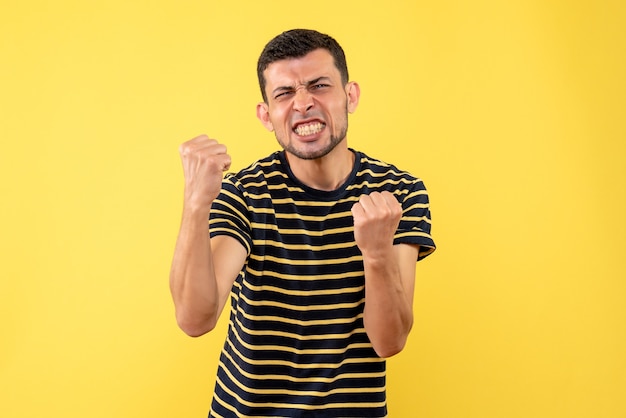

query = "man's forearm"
[[362, 246, 416, 358], [170, 207, 220, 337]]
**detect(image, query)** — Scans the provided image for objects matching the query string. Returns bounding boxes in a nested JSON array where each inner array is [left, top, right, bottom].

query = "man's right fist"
[[179, 135, 231, 212]]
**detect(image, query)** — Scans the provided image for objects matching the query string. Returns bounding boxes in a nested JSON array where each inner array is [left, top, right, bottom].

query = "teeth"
[[295, 122, 324, 136]]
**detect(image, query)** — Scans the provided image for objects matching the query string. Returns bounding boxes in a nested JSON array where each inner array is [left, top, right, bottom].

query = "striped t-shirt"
[[208, 149, 435, 417]]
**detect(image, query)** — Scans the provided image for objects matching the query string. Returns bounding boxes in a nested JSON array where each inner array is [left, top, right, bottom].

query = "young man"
[[170, 29, 436, 417]]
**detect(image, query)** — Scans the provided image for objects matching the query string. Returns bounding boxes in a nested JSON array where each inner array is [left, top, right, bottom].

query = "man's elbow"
[[367, 317, 413, 358], [175, 310, 216, 337], [372, 339, 407, 359]]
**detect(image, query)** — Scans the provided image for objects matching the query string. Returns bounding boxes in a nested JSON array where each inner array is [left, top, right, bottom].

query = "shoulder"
[[354, 150, 422, 186], [223, 151, 287, 188]]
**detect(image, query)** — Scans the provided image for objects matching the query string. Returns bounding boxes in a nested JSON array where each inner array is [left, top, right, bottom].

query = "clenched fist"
[[351, 191, 402, 258], [179, 135, 231, 213]]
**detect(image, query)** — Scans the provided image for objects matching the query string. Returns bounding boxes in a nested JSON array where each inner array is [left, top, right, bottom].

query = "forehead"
[[263, 48, 340, 88]]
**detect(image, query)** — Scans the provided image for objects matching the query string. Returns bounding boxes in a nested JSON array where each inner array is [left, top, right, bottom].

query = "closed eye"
[[274, 90, 294, 100]]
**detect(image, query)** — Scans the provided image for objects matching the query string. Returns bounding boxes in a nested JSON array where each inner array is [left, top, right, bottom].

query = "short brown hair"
[[257, 29, 349, 102]]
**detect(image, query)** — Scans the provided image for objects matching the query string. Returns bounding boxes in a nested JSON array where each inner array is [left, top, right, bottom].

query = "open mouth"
[[293, 121, 326, 136]]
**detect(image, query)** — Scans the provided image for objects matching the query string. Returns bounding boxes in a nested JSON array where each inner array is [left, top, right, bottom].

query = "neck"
[[286, 146, 355, 191]]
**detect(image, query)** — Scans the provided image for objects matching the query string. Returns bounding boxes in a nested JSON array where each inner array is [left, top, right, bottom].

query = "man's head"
[[257, 29, 349, 103]]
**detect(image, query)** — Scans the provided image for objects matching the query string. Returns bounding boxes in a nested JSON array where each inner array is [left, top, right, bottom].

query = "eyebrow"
[[271, 77, 332, 97]]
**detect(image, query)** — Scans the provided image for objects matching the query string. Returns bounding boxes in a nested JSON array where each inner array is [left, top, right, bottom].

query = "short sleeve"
[[209, 174, 253, 256], [394, 178, 436, 261]]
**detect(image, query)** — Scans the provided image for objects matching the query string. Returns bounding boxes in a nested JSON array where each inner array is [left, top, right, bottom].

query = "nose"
[[292, 87, 314, 114]]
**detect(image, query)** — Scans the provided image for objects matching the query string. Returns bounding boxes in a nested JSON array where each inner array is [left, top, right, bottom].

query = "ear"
[[256, 102, 274, 131], [346, 81, 360, 113]]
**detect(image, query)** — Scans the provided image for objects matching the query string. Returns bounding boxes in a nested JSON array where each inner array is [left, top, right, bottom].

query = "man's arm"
[[352, 191, 418, 358], [169, 135, 247, 337]]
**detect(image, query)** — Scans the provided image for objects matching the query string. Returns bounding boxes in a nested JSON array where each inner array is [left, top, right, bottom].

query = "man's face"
[[257, 49, 359, 160]]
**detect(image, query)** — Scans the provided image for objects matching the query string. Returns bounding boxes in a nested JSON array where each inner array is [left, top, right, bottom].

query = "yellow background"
[[1, 0, 625, 417]]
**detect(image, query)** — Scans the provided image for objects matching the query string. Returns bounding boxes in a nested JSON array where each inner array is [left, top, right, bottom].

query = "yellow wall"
[[1, 1, 624, 417]]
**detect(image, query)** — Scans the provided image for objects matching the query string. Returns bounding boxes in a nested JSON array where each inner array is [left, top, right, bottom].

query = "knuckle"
[[179, 143, 191, 156]]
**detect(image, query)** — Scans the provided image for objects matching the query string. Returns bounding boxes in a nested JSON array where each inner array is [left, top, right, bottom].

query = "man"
[[170, 29, 435, 417]]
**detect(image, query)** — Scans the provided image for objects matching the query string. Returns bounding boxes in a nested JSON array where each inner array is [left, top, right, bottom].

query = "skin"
[[256, 48, 360, 191], [170, 48, 419, 358]]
